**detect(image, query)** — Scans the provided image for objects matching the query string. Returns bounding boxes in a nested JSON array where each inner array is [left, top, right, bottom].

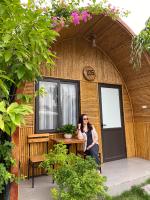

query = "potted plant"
[[58, 124, 76, 139]]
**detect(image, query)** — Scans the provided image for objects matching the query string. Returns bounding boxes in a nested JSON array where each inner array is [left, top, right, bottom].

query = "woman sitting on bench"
[[77, 114, 101, 173]]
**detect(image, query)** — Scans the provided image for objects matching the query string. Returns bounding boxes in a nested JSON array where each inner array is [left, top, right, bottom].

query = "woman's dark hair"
[[78, 114, 93, 133]]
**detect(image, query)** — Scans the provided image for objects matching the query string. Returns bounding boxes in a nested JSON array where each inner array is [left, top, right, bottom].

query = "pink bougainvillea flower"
[[52, 16, 58, 27], [52, 16, 58, 21], [71, 11, 80, 25], [111, 6, 117, 13], [81, 11, 91, 23], [52, 22, 57, 27]]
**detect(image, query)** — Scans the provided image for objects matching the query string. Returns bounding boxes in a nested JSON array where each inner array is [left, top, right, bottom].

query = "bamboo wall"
[[128, 79, 150, 160], [19, 38, 135, 176]]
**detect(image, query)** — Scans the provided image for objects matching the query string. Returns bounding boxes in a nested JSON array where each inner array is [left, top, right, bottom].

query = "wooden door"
[[99, 84, 127, 162]]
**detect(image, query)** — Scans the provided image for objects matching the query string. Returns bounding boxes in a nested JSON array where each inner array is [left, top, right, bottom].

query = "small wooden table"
[[51, 138, 85, 155]]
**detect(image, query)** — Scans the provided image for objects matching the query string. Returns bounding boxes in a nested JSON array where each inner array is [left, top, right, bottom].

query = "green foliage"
[[57, 124, 76, 135], [48, 0, 129, 26], [131, 17, 150, 69], [107, 186, 150, 200], [0, 0, 58, 134], [35, 86, 47, 97], [144, 178, 150, 184], [0, 70, 15, 100], [0, 0, 58, 85], [0, 141, 16, 194], [41, 144, 107, 200], [50, 0, 81, 20], [87, 0, 129, 19], [106, 178, 150, 200], [0, 164, 15, 194], [41, 143, 68, 170], [16, 86, 47, 103], [0, 101, 33, 135], [0, 0, 58, 193], [0, 141, 15, 168], [16, 94, 33, 104]]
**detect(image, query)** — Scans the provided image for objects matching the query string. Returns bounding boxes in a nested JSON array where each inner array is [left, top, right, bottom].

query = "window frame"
[[35, 77, 80, 133]]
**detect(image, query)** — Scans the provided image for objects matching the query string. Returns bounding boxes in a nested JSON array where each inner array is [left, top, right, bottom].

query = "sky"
[[21, 0, 150, 34], [106, 0, 150, 34]]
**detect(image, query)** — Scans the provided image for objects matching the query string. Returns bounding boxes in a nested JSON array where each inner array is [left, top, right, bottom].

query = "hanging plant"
[[131, 17, 150, 69]]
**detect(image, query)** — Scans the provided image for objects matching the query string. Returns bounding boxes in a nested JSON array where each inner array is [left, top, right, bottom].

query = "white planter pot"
[[64, 134, 72, 139]]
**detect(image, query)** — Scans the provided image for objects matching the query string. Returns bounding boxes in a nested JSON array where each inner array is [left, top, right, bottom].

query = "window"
[[35, 78, 79, 133]]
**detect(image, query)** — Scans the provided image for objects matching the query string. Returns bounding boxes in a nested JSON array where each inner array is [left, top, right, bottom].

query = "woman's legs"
[[89, 144, 100, 166]]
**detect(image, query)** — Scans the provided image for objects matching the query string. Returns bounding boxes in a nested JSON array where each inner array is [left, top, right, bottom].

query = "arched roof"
[[58, 15, 150, 118]]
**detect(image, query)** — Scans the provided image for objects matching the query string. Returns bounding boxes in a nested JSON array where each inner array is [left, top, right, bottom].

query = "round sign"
[[83, 66, 96, 81]]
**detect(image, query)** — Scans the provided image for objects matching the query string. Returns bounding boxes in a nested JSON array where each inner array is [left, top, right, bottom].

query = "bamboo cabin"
[[15, 15, 150, 176]]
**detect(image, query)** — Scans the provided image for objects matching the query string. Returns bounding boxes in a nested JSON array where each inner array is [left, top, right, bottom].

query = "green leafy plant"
[[0, 0, 58, 195], [57, 124, 76, 135], [41, 144, 107, 200], [0, 141, 16, 194], [131, 17, 150, 69], [0, 164, 15, 194], [106, 180, 150, 200], [50, 0, 80, 20], [0, 70, 15, 100], [0, 141, 15, 168], [0, 101, 33, 135]]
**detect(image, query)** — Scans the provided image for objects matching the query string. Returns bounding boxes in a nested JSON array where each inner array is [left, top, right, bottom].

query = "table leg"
[[66, 144, 71, 154], [75, 144, 78, 155]]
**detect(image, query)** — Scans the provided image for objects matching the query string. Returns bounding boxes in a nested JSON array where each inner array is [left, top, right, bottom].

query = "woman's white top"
[[77, 126, 99, 152]]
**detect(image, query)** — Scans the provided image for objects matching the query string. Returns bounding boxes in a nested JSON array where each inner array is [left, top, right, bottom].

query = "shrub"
[[0, 164, 15, 193], [41, 144, 107, 200], [0, 141, 15, 193]]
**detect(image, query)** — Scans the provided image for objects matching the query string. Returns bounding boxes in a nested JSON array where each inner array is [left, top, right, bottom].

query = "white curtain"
[[60, 83, 77, 126], [39, 81, 58, 130]]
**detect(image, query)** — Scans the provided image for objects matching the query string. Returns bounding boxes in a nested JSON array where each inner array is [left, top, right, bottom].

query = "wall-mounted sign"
[[83, 66, 96, 81]]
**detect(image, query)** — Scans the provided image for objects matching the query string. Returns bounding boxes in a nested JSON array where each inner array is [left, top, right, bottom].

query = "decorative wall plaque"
[[83, 66, 96, 81]]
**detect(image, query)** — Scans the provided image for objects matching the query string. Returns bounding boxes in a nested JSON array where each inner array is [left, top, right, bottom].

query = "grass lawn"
[[106, 179, 150, 200]]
